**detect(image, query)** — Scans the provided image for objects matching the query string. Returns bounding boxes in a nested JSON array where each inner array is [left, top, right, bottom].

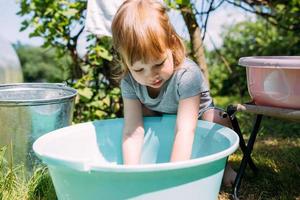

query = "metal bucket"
[[0, 83, 77, 172]]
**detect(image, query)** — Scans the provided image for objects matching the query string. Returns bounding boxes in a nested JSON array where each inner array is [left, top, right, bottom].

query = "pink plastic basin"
[[239, 56, 300, 109]]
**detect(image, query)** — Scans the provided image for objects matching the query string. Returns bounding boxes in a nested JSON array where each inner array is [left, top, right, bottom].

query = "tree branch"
[[225, 0, 300, 31], [201, 0, 215, 41]]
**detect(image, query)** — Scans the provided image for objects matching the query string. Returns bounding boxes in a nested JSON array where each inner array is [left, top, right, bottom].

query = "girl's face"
[[129, 49, 174, 89]]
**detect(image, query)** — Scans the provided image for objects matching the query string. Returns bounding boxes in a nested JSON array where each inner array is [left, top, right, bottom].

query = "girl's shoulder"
[[173, 58, 209, 97], [120, 73, 138, 88], [121, 73, 135, 83], [175, 58, 202, 78], [176, 58, 201, 72]]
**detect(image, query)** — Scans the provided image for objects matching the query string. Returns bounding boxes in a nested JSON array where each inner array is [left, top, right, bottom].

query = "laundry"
[[85, 0, 123, 37], [85, 0, 165, 37]]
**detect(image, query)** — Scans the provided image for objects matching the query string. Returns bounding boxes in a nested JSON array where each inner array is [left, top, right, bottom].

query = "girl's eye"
[[155, 57, 167, 68], [155, 63, 163, 68], [154, 62, 164, 69], [134, 68, 144, 72]]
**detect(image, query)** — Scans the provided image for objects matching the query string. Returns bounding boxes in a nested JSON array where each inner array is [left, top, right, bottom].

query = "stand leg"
[[232, 114, 263, 200], [227, 106, 258, 172]]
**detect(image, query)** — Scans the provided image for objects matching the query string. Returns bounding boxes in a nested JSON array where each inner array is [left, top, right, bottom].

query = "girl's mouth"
[[151, 79, 162, 87]]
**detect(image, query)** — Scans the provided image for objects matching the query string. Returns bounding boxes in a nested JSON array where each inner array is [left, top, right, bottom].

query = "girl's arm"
[[122, 98, 144, 165], [170, 95, 200, 162]]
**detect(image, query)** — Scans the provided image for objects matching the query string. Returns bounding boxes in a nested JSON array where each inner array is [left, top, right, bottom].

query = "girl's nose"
[[145, 69, 157, 78]]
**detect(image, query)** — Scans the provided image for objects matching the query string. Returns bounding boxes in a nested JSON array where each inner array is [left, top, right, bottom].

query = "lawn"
[[0, 96, 299, 200], [219, 112, 300, 200], [212, 95, 300, 199]]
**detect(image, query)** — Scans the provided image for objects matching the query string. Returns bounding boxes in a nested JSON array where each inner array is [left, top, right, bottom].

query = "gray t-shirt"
[[120, 58, 212, 114]]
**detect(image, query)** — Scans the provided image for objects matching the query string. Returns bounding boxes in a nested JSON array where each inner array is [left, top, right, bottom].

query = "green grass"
[[0, 146, 56, 200], [218, 103, 300, 200]]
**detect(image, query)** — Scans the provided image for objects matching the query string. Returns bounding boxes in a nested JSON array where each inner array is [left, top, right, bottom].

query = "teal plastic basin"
[[33, 115, 239, 200]]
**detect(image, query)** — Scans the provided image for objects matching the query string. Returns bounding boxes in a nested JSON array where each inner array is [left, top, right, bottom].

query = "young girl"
[[111, 0, 236, 186]]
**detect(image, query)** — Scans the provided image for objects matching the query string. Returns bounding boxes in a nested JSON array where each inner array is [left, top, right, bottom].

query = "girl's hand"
[[122, 98, 144, 165], [170, 95, 200, 162]]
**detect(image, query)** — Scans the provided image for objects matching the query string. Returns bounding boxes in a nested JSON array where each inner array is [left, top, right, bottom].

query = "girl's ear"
[[169, 35, 176, 50], [171, 34, 176, 41], [170, 35, 177, 49]]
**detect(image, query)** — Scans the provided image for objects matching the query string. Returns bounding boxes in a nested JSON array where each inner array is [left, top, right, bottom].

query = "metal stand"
[[226, 103, 300, 200]]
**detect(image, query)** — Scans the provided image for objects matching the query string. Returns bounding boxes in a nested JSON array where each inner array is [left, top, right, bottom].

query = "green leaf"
[[276, 4, 286, 12], [175, 0, 189, 6], [113, 103, 120, 113], [20, 20, 30, 31], [102, 96, 110, 106], [89, 101, 102, 108], [63, 8, 78, 17], [96, 46, 113, 61], [110, 87, 121, 95], [95, 110, 107, 118], [29, 31, 41, 37], [78, 88, 93, 101]]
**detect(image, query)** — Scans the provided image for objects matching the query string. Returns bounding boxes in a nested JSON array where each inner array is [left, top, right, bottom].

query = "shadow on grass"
[[220, 127, 300, 200], [236, 113, 300, 139]]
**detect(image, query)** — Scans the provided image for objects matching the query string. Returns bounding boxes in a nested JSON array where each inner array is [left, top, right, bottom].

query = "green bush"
[[14, 44, 70, 83], [207, 19, 300, 99]]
